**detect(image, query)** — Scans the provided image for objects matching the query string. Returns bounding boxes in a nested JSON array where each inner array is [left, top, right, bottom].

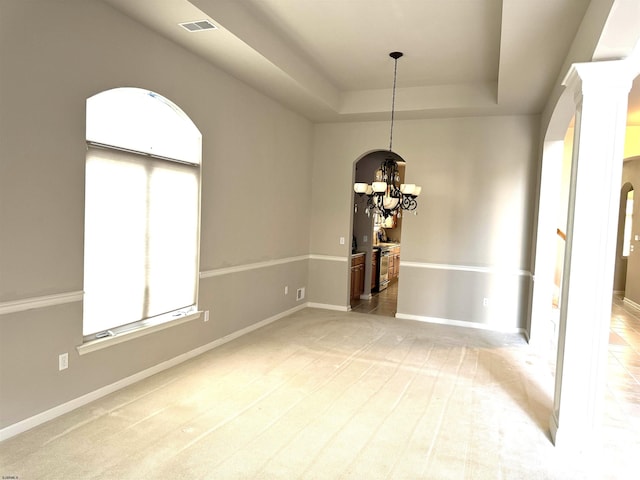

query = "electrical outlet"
[[296, 287, 305, 301], [483, 298, 490, 307], [339, 237, 345, 245], [204, 310, 210, 322], [284, 286, 288, 295], [59, 352, 68, 371], [363, 235, 368, 243]]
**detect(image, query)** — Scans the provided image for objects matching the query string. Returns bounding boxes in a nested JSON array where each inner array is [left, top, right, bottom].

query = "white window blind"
[[83, 146, 200, 336]]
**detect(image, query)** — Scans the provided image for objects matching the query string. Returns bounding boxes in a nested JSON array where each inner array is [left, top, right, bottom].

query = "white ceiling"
[[103, 0, 638, 124]]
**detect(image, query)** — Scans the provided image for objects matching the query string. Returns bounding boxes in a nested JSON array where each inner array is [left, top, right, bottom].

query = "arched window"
[[83, 88, 201, 339]]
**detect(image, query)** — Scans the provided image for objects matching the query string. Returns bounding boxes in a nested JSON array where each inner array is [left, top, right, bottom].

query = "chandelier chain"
[[389, 55, 398, 151]]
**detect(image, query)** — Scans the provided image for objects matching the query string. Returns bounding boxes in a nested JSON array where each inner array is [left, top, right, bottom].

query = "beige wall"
[[0, 0, 312, 428], [309, 116, 540, 328]]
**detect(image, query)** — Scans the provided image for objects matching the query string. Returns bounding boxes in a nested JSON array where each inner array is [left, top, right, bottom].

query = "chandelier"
[[353, 52, 421, 219]]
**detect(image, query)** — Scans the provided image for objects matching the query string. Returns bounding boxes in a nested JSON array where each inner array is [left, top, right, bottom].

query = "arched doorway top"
[[353, 149, 407, 166]]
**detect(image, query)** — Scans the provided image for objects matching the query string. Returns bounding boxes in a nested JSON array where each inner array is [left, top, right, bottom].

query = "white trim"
[[199, 254, 349, 280], [623, 297, 640, 311], [200, 255, 308, 278], [1, 254, 358, 315], [0, 303, 306, 441], [360, 294, 372, 300], [77, 311, 202, 355], [400, 261, 532, 277], [550, 411, 560, 446], [0, 291, 84, 316], [395, 312, 526, 335], [309, 254, 348, 262], [306, 302, 350, 311], [1, 255, 340, 315], [87, 141, 200, 167]]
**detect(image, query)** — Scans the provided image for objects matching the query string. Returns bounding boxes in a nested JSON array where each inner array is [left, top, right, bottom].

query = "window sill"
[[77, 311, 202, 355]]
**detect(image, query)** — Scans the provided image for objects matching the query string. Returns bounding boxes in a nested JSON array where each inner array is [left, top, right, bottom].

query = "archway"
[[534, 60, 639, 450], [349, 150, 407, 316]]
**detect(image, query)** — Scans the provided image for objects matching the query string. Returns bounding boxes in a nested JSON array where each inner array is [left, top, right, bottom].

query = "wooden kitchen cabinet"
[[350, 253, 365, 301]]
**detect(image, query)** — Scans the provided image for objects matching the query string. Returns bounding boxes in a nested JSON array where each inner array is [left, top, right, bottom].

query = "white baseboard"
[[623, 297, 640, 311], [0, 303, 307, 442], [395, 312, 526, 335], [305, 302, 349, 311]]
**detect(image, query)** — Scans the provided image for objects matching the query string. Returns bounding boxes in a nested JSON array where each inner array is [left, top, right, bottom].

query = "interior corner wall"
[[309, 115, 540, 328], [0, 0, 312, 430]]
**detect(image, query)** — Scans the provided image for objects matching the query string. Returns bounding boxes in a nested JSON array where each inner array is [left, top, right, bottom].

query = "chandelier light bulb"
[[383, 195, 400, 210], [372, 181, 387, 193], [354, 183, 368, 194], [400, 184, 415, 195]]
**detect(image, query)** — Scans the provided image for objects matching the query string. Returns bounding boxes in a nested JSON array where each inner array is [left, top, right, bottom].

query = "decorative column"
[[550, 60, 633, 451]]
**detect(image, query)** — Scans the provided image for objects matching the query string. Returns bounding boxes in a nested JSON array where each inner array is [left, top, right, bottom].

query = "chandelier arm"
[[367, 195, 376, 212]]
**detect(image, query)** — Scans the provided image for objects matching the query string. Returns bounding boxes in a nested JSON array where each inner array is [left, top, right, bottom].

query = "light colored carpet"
[[0, 308, 636, 479]]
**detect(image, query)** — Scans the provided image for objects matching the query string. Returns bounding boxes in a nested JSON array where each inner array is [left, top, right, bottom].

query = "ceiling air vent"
[[179, 20, 217, 32]]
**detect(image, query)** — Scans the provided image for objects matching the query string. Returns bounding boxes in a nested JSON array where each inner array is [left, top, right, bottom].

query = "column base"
[[549, 411, 602, 454]]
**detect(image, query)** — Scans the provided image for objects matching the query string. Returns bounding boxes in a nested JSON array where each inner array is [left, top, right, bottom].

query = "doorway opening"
[[614, 183, 634, 298], [349, 150, 406, 317]]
